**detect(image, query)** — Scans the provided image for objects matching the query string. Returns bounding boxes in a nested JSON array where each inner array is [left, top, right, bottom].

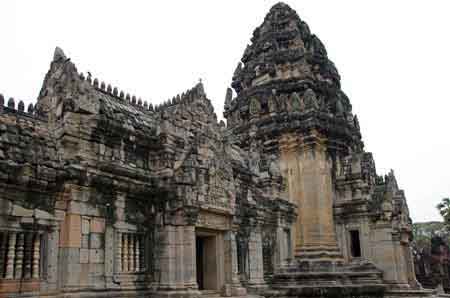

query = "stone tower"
[[225, 1, 357, 262], [225, 2, 424, 297], [0, 2, 430, 298]]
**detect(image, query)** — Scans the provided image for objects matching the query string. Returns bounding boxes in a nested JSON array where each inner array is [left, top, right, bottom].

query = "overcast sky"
[[0, 1, 449, 222]]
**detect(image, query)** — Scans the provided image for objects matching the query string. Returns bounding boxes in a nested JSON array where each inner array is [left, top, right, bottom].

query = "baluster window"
[[0, 231, 44, 280], [116, 232, 146, 273]]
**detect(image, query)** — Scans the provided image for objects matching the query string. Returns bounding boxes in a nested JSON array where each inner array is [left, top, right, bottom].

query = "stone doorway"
[[195, 229, 223, 291], [196, 236, 206, 290]]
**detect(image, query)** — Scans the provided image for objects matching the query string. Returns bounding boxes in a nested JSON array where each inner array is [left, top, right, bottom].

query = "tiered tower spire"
[[225, 2, 363, 261], [225, 2, 360, 153]]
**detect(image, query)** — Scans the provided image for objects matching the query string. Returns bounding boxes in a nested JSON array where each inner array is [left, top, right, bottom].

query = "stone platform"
[[268, 258, 385, 298], [384, 289, 435, 298], [264, 257, 437, 298]]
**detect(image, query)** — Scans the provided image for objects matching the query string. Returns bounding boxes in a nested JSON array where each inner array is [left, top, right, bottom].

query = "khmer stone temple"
[[0, 3, 435, 298]]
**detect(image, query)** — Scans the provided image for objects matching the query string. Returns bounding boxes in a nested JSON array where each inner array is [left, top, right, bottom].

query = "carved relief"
[[249, 97, 261, 116]]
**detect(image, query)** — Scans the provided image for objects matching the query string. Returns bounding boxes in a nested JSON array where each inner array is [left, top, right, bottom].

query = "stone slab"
[[59, 214, 81, 248], [90, 218, 105, 233]]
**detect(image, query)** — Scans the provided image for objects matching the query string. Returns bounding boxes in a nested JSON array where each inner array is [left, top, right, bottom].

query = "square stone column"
[[371, 226, 410, 288], [58, 213, 82, 289], [42, 222, 61, 292], [222, 230, 246, 297], [280, 132, 341, 261], [157, 225, 176, 289], [156, 224, 199, 297], [182, 226, 197, 289], [274, 226, 291, 268], [246, 228, 266, 290]]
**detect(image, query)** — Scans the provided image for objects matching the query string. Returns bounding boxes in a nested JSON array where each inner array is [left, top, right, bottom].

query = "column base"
[[294, 244, 343, 261], [246, 283, 269, 296], [222, 283, 247, 297], [384, 288, 435, 298], [151, 289, 201, 298], [270, 258, 386, 297]]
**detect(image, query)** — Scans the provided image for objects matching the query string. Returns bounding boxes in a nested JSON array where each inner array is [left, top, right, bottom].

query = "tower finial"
[[53, 46, 67, 62]]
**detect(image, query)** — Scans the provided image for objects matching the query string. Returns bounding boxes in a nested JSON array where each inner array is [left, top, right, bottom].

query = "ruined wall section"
[[0, 95, 64, 295], [28, 48, 179, 294], [334, 151, 419, 289], [0, 96, 60, 213], [155, 82, 237, 214]]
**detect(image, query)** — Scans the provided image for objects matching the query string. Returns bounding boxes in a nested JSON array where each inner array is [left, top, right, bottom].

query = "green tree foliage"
[[413, 222, 447, 251], [437, 197, 450, 224]]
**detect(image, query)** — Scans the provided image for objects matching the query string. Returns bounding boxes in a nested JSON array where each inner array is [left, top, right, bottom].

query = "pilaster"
[[279, 130, 342, 261], [246, 226, 266, 290], [223, 230, 246, 296]]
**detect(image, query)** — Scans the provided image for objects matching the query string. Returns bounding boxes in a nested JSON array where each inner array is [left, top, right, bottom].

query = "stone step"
[[200, 290, 221, 297], [199, 291, 262, 298]]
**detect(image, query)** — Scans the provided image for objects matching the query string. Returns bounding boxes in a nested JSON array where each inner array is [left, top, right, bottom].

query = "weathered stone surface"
[[89, 249, 104, 264], [90, 218, 105, 233], [59, 214, 81, 248], [89, 233, 104, 249], [80, 248, 89, 264], [81, 217, 90, 235], [0, 3, 426, 298]]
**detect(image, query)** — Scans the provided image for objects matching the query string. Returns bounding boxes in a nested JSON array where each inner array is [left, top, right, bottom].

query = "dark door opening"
[[196, 237, 205, 290], [349, 230, 362, 258]]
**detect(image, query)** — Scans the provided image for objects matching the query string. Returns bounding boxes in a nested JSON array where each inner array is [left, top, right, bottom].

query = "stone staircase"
[[199, 290, 262, 298], [199, 290, 221, 298]]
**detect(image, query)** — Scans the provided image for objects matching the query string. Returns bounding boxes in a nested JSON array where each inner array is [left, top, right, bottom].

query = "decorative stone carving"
[[5, 232, 17, 279], [32, 233, 40, 279], [224, 87, 233, 111], [249, 97, 261, 116], [14, 233, 24, 279], [303, 88, 319, 110], [291, 92, 302, 112], [122, 234, 128, 272], [335, 96, 345, 117], [268, 89, 278, 113], [116, 232, 122, 273]]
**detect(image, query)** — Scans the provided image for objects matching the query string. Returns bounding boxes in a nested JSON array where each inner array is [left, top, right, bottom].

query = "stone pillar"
[[371, 227, 408, 286], [14, 232, 24, 279], [274, 227, 288, 268], [393, 237, 409, 285], [183, 226, 196, 289], [175, 226, 184, 287], [122, 234, 128, 272], [139, 235, 145, 272], [5, 231, 17, 279], [32, 233, 41, 279], [23, 232, 33, 279], [0, 232, 6, 277], [158, 225, 175, 289], [47, 227, 60, 290], [105, 225, 115, 286], [157, 224, 199, 293], [280, 132, 341, 260], [223, 230, 246, 296], [135, 236, 140, 272], [58, 212, 82, 288], [247, 228, 265, 287], [116, 232, 122, 272], [405, 244, 420, 288], [129, 234, 135, 272]]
